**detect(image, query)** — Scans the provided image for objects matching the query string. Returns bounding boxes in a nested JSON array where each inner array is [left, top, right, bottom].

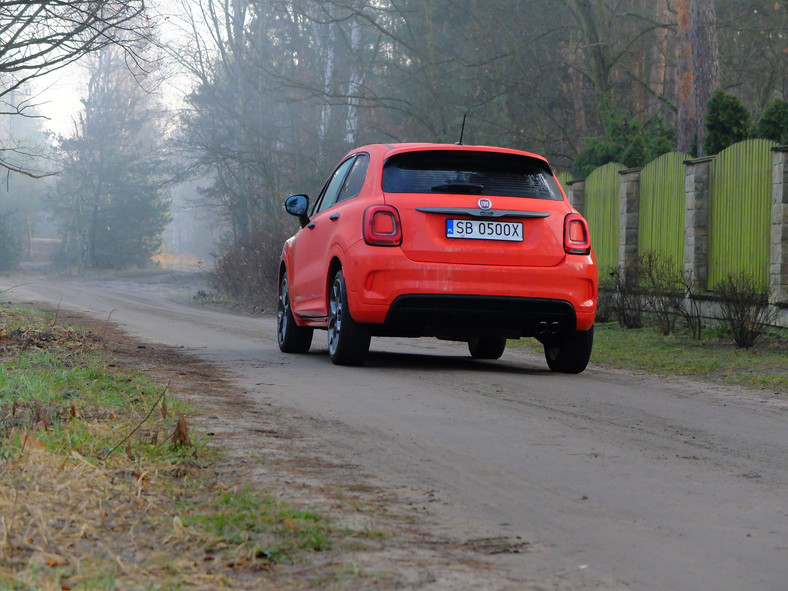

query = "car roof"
[[349, 142, 551, 165]]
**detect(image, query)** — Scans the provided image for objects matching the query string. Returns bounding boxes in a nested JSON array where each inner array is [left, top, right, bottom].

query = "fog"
[[1, 0, 786, 273]]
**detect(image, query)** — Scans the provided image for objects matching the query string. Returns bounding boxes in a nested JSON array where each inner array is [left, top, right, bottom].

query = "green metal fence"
[[584, 162, 625, 272], [556, 171, 574, 195], [638, 152, 688, 269], [708, 139, 777, 288]]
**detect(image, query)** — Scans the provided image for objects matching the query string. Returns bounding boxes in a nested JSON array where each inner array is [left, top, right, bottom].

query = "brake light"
[[364, 205, 402, 246], [564, 213, 591, 255]]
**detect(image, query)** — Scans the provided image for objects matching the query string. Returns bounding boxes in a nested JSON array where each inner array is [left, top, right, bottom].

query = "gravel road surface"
[[2, 272, 786, 590]]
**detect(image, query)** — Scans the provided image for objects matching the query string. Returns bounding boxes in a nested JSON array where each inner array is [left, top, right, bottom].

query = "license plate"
[[446, 219, 523, 241]]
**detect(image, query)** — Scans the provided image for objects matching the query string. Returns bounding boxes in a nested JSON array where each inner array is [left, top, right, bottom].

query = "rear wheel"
[[277, 272, 313, 353], [468, 336, 507, 360], [327, 269, 371, 366], [544, 326, 593, 374]]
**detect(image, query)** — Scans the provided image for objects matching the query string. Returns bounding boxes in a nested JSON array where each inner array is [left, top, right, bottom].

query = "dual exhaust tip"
[[536, 321, 561, 335]]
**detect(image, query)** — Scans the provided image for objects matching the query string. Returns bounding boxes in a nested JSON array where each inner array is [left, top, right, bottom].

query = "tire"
[[544, 326, 594, 374], [468, 336, 507, 360], [327, 269, 371, 366], [277, 272, 313, 353]]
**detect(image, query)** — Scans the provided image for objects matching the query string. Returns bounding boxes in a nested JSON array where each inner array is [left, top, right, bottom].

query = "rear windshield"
[[382, 150, 562, 200]]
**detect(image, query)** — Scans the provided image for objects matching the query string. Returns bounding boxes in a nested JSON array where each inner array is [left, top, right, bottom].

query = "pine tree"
[[53, 44, 170, 268], [704, 89, 750, 155], [752, 99, 788, 145]]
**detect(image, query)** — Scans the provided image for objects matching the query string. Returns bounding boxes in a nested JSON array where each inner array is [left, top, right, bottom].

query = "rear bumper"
[[343, 247, 597, 336], [382, 294, 579, 340]]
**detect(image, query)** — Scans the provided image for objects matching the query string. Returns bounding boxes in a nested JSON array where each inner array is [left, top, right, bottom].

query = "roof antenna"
[[456, 112, 467, 145]]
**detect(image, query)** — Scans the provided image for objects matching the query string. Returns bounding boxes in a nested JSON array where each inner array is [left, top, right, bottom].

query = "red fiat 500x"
[[278, 143, 597, 371]]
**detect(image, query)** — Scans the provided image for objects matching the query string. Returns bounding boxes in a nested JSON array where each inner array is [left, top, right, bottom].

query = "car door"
[[289, 156, 358, 321]]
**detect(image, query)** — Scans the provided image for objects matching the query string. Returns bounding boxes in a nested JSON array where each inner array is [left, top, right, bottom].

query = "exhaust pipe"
[[536, 321, 562, 336]]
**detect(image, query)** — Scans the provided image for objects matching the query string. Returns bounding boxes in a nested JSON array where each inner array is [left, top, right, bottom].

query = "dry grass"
[[0, 306, 328, 590], [0, 304, 530, 591], [0, 438, 253, 590]]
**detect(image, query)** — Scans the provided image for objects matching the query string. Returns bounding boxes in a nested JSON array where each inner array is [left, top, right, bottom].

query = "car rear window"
[[382, 150, 562, 200]]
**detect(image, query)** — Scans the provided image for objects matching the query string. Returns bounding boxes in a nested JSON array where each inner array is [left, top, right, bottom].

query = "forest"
[[0, 0, 787, 287]]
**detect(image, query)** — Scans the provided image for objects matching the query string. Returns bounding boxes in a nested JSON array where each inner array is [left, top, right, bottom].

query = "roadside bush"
[[611, 262, 646, 329], [715, 272, 777, 348], [0, 213, 23, 272], [678, 270, 703, 340], [595, 272, 617, 323], [211, 225, 294, 311], [608, 252, 703, 338], [640, 251, 684, 335]]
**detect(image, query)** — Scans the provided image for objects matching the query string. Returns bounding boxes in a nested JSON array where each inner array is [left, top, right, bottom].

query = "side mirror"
[[285, 194, 310, 228]]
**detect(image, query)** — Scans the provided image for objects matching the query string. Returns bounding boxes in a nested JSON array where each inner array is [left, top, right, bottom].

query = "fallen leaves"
[[20, 431, 44, 452], [171, 414, 192, 449]]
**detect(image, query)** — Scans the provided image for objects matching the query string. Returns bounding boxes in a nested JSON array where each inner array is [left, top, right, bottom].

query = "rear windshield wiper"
[[430, 182, 485, 194]]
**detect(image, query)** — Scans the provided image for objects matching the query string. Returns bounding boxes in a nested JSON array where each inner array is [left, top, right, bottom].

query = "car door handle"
[[329, 214, 340, 221]]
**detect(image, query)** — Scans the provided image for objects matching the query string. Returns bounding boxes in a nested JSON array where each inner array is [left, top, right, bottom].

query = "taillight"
[[364, 205, 402, 246], [564, 213, 591, 255]]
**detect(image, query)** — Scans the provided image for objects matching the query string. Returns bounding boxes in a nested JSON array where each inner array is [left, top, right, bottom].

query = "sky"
[[31, 66, 88, 137], [30, 0, 190, 137]]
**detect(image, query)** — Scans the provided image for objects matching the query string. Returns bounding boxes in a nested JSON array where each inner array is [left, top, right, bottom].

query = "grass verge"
[[0, 305, 348, 590], [518, 323, 786, 393], [593, 325, 787, 391]]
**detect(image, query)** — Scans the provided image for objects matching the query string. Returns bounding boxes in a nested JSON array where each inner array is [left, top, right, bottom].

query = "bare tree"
[[0, 1, 150, 176], [0, 1, 148, 102]]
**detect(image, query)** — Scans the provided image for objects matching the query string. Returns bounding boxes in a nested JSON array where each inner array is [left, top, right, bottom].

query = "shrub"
[[595, 272, 617, 323], [609, 252, 703, 338], [715, 272, 777, 348], [678, 270, 703, 340], [611, 262, 646, 329], [211, 225, 294, 311], [0, 214, 23, 272], [572, 104, 675, 179], [640, 251, 684, 335]]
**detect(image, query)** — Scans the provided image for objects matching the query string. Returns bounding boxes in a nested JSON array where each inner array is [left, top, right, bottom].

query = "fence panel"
[[639, 152, 688, 268], [583, 162, 625, 272], [556, 171, 574, 193], [708, 139, 777, 288]]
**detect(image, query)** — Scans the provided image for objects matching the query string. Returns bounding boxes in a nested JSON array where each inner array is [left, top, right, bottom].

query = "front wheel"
[[327, 270, 371, 366], [544, 326, 594, 374], [277, 272, 313, 353]]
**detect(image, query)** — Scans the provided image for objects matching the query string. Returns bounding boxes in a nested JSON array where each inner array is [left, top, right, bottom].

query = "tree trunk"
[[690, 0, 720, 156], [646, 0, 670, 118], [345, 18, 362, 146], [567, 0, 612, 103], [676, 0, 695, 153]]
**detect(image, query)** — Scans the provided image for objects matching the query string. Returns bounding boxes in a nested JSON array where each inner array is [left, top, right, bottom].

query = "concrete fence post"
[[566, 180, 585, 216], [618, 168, 641, 271], [684, 156, 714, 291], [771, 146, 788, 305]]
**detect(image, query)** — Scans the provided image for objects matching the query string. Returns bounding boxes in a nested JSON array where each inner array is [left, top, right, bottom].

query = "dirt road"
[[2, 272, 786, 590]]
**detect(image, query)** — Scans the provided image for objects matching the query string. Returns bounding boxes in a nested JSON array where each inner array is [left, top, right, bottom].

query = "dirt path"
[[2, 272, 786, 590]]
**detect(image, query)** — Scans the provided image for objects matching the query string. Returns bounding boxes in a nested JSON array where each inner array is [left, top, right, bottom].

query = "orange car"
[[278, 143, 597, 371]]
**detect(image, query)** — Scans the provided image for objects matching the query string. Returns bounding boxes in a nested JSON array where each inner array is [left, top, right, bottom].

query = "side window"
[[313, 157, 355, 215], [336, 153, 369, 204]]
